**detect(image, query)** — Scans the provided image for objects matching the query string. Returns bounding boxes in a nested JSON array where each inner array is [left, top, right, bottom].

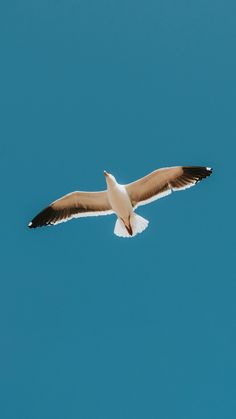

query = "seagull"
[[28, 166, 212, 237]]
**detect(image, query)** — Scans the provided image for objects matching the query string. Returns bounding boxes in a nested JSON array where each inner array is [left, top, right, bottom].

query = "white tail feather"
[[132, 213, 149, 236], [114, 218, 130, 237], [114, 213, 149, 238]]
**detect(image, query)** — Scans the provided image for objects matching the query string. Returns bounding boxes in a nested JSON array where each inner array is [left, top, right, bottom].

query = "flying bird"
[[28, 166, 212, 237]]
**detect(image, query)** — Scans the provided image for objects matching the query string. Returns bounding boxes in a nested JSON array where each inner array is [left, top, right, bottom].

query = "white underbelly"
[[108, 185, 133, 219]]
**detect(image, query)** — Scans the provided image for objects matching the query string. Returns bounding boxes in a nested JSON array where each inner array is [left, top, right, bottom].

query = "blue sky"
[[0, 1, 235, 418]]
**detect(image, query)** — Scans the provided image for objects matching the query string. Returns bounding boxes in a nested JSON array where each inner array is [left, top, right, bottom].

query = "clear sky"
[[1, 1, 235, 418]]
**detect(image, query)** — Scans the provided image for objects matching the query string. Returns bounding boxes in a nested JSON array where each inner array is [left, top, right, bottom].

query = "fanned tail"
[[114, 213, 149, 238]]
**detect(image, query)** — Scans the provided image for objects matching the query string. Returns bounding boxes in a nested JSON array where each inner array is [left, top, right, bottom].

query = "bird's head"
[[104, 170, 117, 186]]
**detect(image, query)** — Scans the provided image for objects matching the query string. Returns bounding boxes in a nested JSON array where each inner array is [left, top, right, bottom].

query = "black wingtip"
[[28, 206, 55, 229], [28, 220, 42, 229], [183, 166, 213, 180]]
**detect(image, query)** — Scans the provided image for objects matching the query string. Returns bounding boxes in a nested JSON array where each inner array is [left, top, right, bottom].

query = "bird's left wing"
[[125, 166, 212, 208], [28, 190, 113, 228]]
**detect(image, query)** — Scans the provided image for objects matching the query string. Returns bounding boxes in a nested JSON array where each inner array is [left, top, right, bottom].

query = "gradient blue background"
[[1, 1, 235, 418]]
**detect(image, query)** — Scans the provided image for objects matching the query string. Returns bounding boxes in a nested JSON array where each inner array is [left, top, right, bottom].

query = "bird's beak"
[[104, 170, 109, 177]]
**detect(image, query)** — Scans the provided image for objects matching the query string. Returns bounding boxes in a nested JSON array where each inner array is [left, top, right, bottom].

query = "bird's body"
[[104, 172, 135, 236], [28, 165, 213, 238], [106, 177, 132, 221]]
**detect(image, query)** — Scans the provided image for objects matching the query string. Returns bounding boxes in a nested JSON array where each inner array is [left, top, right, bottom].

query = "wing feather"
[[28, 190, 113, 228], [125, 166, 212, 208]]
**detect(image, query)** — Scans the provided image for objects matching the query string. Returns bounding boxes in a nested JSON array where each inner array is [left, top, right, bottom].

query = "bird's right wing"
[[28, 190, 113, 228], [125, 166, 212, 208]]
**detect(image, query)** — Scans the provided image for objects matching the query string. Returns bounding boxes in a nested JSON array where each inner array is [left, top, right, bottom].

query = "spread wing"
[[28, 190, 113, 228], [125, 166, 212, 208]]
